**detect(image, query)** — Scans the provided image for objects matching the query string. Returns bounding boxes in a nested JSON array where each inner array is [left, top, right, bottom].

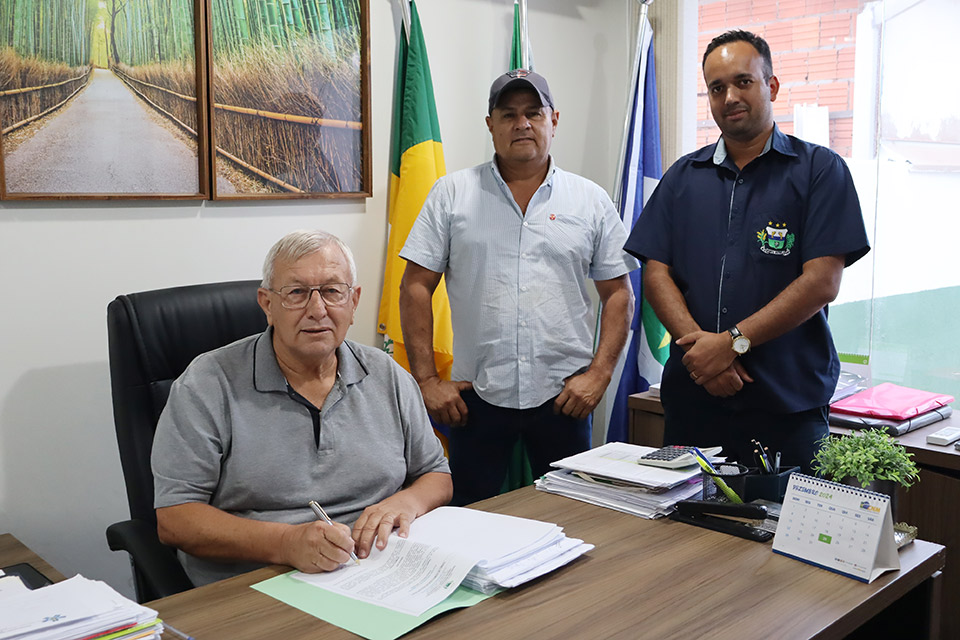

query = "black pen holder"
[[699, 462, 751, 502], [742, 466, 800, 502]]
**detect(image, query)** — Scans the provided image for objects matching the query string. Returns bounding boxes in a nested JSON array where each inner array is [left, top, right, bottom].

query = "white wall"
[[0, 0, 632, 597]]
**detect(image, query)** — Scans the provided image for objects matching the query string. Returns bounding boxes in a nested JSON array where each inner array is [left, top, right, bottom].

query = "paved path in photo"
[[4, 68, 234, 194]]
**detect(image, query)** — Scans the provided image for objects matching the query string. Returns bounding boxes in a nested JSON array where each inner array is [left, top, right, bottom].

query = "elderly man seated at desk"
[[152, 229, 452, 586]]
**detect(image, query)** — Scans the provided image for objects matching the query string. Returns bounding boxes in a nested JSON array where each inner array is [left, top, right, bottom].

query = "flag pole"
[[613, 0, 653, 210], [398, 0, 411, 44], [519, 0, 530, 69]]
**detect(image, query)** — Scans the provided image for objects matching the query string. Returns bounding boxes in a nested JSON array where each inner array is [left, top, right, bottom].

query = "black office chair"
[[105, 280, 267, 602]]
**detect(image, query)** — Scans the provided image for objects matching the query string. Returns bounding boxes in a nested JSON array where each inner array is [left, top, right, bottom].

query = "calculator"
[[637, 445, 723, 469]]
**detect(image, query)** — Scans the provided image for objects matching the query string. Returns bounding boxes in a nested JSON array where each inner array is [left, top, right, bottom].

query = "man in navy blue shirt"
[[624, 30, 869, 473]]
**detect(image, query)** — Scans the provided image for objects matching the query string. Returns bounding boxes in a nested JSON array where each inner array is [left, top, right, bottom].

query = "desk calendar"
[[772, 473, 899, 583]]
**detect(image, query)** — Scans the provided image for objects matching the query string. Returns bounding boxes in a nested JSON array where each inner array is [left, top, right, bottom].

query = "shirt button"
[[520, 320, 527, 327], [521, 286, 528, 292], [520, 356, 527, 362], [521, 253, 527, 259], [721, 307, 728, 314], [738, 178, 744, 184], [523, 221, 529, 227]]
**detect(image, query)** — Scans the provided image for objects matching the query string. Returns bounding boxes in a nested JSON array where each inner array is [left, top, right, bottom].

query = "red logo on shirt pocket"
[[549, 214, 556, 220]]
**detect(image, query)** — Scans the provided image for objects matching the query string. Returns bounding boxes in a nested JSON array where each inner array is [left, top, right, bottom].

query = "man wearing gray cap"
[[399, 70, 638, 505]]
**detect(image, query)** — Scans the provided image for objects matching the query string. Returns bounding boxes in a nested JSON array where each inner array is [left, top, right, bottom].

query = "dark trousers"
[[447, 390, 592, 506], [662, 399, 829, 475]]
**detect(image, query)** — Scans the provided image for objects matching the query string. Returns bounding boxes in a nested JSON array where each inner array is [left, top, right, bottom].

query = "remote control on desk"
[[927, 426, 960, 446]]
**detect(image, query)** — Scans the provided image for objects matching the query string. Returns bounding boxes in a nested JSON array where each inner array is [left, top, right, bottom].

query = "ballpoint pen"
[[309, 500, 361, 566], [752, 439, 773, 473], [774, 451, 781, 474], [753, 448, 769, 473], [162, 623, 195, 640]]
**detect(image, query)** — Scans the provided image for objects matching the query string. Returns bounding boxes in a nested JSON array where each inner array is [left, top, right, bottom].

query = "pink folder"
[[830, 382, 954, 421]]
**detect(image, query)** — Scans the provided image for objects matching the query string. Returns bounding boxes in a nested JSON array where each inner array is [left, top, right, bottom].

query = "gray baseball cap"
[[488, 69, 555, 114]]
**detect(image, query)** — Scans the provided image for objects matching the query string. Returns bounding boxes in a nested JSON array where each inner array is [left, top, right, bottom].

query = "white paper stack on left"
[[536, 468, 702, 518], [535, 442, 708, 518], [292, 506, 593, 616], [0, 575, 160, 640]]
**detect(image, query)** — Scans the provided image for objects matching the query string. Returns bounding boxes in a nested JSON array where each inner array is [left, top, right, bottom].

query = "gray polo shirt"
[[152, 328, 450, 586]]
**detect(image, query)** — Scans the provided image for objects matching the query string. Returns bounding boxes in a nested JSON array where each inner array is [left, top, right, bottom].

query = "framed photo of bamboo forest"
[[0, 0, 211, 200], [206, 0, 371, 199]]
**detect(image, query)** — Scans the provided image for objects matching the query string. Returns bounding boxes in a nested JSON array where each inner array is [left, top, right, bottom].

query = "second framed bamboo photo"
[[0, 0, 210, 200], [206, 0, 371, 199]]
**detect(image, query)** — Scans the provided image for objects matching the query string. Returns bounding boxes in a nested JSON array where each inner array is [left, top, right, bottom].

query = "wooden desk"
[[147, 488, 944, 640], [628, 392, 960, 639], [0, 533, 66, 582]]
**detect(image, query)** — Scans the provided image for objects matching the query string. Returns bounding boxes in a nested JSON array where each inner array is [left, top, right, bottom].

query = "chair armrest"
[[106, 519, 194, 600]]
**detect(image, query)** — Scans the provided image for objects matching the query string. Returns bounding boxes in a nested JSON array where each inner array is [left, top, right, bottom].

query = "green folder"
[[252, 571, 497, 640]]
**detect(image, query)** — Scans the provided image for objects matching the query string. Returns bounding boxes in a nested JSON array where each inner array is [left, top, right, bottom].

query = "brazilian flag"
[[377, 1, 454, 443]]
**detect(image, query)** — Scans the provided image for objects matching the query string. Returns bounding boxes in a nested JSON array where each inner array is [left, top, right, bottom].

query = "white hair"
[[261, 229, 358, 289]]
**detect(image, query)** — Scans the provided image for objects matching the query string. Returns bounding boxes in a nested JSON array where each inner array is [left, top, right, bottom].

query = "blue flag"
[[606, 21, 669, 443]]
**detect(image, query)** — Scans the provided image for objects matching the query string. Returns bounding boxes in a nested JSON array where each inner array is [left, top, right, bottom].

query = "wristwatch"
[[728, 326, 751, 355]]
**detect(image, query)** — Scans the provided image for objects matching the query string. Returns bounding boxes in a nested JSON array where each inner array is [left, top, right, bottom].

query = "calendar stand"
[[772, 473, 899, 583]]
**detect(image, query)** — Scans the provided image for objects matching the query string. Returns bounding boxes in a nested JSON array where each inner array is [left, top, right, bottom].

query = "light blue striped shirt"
[[400, 158, 639, 409]]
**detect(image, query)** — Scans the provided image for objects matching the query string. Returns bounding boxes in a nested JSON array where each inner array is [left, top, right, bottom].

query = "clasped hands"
[[418, 369, 607, 426], [281, 492, 422, 574], [677, 330, 753, 398]]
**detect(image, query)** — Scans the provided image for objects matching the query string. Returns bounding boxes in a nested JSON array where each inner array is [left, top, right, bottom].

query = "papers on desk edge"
[[548, 442, 707, 490], [537, 442, 707, 519], [0, 575, 160, 640], [254, 506, 592, 640]]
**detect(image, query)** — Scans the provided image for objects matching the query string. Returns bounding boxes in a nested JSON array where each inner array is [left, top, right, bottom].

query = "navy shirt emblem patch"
[[757, 221, 795, 256]]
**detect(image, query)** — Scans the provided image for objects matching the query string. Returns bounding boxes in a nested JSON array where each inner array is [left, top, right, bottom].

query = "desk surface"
[[147, 488, 945, 640], [0, 533, 66, 584]]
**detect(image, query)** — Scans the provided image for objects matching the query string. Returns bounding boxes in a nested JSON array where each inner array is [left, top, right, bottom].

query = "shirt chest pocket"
[[535, 212, 595, 267]]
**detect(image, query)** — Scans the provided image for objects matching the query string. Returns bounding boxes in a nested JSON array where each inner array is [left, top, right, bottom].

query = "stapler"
[[670, 500, 773, 542]]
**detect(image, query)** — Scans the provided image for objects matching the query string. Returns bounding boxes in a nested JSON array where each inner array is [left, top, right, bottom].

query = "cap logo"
[[507, 69, 530, 78]]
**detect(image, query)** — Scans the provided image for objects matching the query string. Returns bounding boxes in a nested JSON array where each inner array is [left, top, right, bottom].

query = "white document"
[[551, 442, 703, 489], [292, 506, 589, 615], [293, 537, 478, 616], [772, 473, 899, 583]]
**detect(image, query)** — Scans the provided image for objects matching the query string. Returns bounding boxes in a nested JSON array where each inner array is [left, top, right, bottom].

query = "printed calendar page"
[[772, 473, 898, 583]]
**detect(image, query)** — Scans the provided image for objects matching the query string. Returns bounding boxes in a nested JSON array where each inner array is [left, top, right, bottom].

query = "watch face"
[[733, 336, 750, 354]]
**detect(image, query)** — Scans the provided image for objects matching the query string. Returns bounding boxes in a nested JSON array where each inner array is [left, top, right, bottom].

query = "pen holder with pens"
[[699, 463, 751, 502], [701, 464, 800, 503]]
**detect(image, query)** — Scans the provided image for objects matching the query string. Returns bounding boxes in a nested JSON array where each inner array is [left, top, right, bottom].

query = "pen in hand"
[[309, 500, 361, 566]]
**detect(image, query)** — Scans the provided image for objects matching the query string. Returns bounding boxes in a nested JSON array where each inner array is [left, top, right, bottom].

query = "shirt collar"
[[489, 155, 557, 189], [254, 327, 368, 393], [694, 124, 797, 166]]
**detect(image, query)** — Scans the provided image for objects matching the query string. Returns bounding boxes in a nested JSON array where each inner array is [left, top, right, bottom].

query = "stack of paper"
[[0, 575, 160, 640], [291, 506, 592, 616], [536, 468, 702, 518], [535, 442, 707, 518]]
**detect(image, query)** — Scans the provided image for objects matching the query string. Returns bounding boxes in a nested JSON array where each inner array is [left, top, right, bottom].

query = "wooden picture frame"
[[206, 0, 371, 199], [0, 0, 211, 200]]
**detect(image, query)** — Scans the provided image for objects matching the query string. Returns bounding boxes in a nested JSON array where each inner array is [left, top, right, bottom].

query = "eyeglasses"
[[270, 283, 353, 309]]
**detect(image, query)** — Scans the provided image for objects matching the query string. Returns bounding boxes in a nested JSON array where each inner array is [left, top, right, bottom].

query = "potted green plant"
[[812, 429, 920, 518]]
